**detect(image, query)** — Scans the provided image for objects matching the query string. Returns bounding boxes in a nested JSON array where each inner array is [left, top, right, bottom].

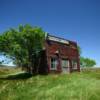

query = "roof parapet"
[[47, 34, 69, 45]]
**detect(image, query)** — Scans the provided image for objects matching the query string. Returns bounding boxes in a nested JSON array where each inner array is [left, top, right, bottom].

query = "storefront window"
[[50, 58, 57, 70]]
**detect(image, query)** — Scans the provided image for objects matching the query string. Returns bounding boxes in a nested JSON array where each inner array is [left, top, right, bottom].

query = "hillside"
[[0, 68, 100, 100]]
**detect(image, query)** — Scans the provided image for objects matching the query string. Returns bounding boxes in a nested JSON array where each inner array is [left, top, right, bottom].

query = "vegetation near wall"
[[0, 24, 45, 74]]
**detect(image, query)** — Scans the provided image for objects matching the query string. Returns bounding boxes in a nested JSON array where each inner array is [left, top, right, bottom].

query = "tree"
[[77, 45, 82, 56], [77, 45, 96, 67], [80, 57, 96, 67], [0, 24, 45, 74], [0, 61, 2, 65]]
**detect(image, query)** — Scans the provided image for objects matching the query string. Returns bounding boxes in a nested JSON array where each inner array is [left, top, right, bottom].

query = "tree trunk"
[[28, 49, 34, 74]]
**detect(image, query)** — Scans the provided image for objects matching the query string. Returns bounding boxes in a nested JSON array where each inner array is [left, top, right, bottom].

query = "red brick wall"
[[45, 40, 80, 73]]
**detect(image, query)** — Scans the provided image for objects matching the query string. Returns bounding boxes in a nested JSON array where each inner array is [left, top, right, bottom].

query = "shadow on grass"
[[0, 73, 32, 80]]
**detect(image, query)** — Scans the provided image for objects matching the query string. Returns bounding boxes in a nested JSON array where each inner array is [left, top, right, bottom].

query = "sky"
[[0, 0, 100, 66]]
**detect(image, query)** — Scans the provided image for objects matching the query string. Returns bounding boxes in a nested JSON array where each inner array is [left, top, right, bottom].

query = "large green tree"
[[0, 24, 45, 73]]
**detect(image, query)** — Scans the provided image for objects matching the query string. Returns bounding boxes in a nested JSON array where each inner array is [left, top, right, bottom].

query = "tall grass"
[[0, 68, 100, 100]]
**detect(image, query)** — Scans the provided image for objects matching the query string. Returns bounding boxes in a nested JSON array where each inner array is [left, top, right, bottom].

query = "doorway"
[[61, 59, 69, 73]]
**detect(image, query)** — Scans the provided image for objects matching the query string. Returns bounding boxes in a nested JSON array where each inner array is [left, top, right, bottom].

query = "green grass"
[[0, 67, 22, 76], [0, 68, 100, 100]]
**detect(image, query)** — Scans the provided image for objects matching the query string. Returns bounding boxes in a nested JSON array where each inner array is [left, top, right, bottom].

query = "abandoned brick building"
[[26, 34, 80, 74]]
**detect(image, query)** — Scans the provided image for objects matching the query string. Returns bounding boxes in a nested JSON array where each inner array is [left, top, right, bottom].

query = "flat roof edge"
[[46, 33, 77, 44]]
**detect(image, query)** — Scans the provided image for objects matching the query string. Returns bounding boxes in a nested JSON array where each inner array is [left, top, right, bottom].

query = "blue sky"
[[0, 0, 100, 66]]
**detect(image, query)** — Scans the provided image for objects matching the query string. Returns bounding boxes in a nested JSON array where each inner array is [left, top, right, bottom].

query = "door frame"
[[61, 58, 70, 73]]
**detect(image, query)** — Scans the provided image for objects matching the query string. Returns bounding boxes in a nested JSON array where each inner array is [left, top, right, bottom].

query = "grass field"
[[0, 67, 100, 100]]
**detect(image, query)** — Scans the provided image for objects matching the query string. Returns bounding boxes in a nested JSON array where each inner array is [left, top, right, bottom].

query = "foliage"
[[77, 45, 96, 67], [77, 45, 82, 55], [80, 57, 96, 67], [0, 24, 45, 73], [0, 61, 2, 65]]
